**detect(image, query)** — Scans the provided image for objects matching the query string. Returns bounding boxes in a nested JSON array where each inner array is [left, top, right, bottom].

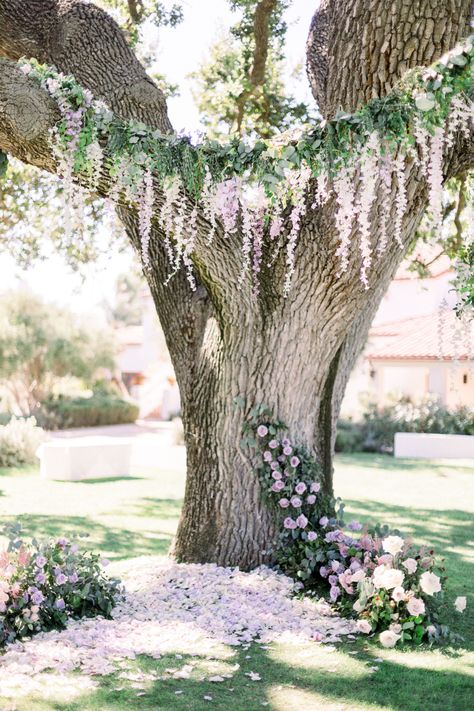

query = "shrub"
[[34, 393, 139, 429], [0, 417, 46, 468], [336, 396, 474, 453], [0, 524, 122, 647]]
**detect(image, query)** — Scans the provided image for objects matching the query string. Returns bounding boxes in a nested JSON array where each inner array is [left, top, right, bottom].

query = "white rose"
[[402, 558, 417, 574], [419, 571, 442, 596], [350, 569, 366, 584], [389, 623, 402, 634], [373, 566, 405, 590], [391, 586, 406, 603], [454, 596, 467, 613], [406, 596, 426, 616], [382, 535, 404, 556], [353, 599, 364, 613], [379, 630, 401, 648], [356, 619, 372, 634]]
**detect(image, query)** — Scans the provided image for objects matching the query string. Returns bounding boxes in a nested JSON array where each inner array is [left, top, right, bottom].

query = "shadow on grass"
[[69, 476, 147, 485], [128, 497, 184, 519], [336, 453, 474, 474], [1, 514, 175, 561], [19, 644, 474, 711]]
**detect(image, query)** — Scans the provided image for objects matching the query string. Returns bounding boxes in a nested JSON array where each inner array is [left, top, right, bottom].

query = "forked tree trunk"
[[0, 0, 472, 569]]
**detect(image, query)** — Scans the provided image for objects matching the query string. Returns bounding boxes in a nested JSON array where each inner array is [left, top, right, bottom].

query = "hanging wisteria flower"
[[334, 165, 356, 273], [393, 153, 407, 248], [427, 126, 445, 231], [356, 131, 379, 288]]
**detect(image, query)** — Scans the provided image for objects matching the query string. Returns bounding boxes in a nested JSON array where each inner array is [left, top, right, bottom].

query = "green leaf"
[[0, 150, 8, 178], [415, 93, 436, 111]]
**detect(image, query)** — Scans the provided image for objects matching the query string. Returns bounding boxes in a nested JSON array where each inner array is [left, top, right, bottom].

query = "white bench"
[[36, 436, 133, 481], [394, 432, 474, 460]]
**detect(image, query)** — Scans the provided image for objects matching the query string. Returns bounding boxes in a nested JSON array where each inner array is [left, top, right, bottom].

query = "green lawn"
[[0, 453, 473, 711]]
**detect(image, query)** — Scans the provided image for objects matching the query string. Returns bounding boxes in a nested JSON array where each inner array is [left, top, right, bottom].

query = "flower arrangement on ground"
[[0, 524, 121, 646], [243, 407, 467, 647]]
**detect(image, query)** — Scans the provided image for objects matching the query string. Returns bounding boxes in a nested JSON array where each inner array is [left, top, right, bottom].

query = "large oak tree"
[[0, 0, 472, 568]]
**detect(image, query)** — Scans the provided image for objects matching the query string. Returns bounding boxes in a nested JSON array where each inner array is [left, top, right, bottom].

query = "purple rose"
[[268, 439, 279, 449], [257, 425, 268, 438], [31, 590, 45, 605], [283, 517, 297, 530], [271, 480, 285, 492], [263, 451, 272, 462], [295, 482, 306, 495], [279, 498, 290, 508], [307, 531, 317, 541], [55, 574, 67, 585], [328, 574, 338, 586], [296, 514, 308, 529], [320, 566, 328, 578], [277, 455, 286, 463], [330, 586, 340, 602], [57, 538, 68, 548], [272, 471, 282, 480], [290, 456, 300, 468], [306, 494, 316, 505], [270, 461, 279, 470], [69, 572, 79, 584], [283, 446, 292, 456], [282, 438, 290, 447], [310, 482, 321, 493], [319, 516, 329, 527], [347, 520, 362, 531], [290, 495, 302, 508], [35, 556, 47, 568], [35, 573, 46, 585], [54, 598, 66, 610]]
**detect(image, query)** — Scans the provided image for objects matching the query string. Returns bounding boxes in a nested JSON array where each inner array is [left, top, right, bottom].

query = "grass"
[[0, 453, 473, 710]]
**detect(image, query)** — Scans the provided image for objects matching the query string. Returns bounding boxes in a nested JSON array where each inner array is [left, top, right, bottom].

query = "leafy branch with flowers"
[[0, 523, 121, 647], [11, 36, 474, 298], [242, 405, 468, 648]]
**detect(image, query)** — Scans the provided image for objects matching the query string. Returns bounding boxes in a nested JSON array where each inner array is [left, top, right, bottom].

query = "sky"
[[0, 0, 316, 316]]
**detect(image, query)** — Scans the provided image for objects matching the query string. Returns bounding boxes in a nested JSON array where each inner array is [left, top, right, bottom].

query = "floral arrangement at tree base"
[[242, 406, 467, 648], [0, 524, 121, 647]]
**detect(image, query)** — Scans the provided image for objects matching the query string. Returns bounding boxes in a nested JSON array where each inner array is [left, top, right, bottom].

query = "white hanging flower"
[[393, 153, 407, 249], [427, 126, 445, 232], [356, 132, 379, 288], [85, 140, 103, 192], [283, 164, 311, 296], [377, 153, 393, 256], [334, 164, 356, 273], [413, 117, 430, 176], [446, 95, 472, 148], [138, 167, 154, 267]]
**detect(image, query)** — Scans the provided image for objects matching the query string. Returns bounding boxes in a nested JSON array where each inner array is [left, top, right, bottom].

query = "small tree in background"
[[0, 291, 116, 415]]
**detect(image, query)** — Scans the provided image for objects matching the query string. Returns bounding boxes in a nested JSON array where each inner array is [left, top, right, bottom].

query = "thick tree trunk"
[[0, 0, 473, 569]]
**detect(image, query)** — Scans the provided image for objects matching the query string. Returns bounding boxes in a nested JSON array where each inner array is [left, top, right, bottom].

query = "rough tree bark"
[[0, 0, 472, 568]]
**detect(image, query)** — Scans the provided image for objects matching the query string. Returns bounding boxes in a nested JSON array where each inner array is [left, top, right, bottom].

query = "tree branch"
[[235, 0, 277, 134], [306, 0, 472, 117]]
